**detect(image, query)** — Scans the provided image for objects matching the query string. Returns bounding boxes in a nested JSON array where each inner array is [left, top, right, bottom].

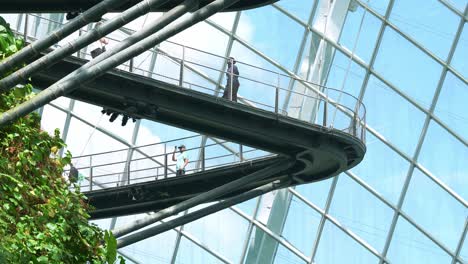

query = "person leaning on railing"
[[222, 57, 240, 102]]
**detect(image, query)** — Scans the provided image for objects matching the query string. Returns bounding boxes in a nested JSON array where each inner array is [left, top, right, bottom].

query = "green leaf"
[[105, 231, 117, 264]]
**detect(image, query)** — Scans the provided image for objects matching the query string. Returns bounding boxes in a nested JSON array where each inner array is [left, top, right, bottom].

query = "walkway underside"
[[86, 156, 290, 219], [30, 56, 365, 219], [0, 0, 278, 13]]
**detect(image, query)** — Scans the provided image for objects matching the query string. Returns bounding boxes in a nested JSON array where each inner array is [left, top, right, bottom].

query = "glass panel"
[[73, 100, 136, 143], [325, 50, 366, 98], [461, 232, 468, 263], [243, 226, 282, 264], [40, 105, 66, 137], [374, 27, 443, 109], [229, 41, 284, 110], [277, 0, 315, 23], [235, 197, 259, 217], [296, 177, 332, 209], [314, 220, 379, 264], [89, 218, 111, 230], [363, 75, 426, 156], [387, 217, 452, 264], [339, 6, 382, 64], [435, 72, 468, 137], [65, 117, 127, 155], [330, 174, 394, 252], [451, 23, 468, 80], [209, 11, 236, 30], [281, 195, 321, 257], [116, 214, 177, 263], [364, 0, 390, 17], [445, 0, 468, 12], [237, 6, 305, 70], [136, 120, 199, 145], [168, 20, 229, 71], [418, 120, 468, 200], [351, 133, 410, 204], [184, 206, 249, 263], [175, 237, 224, 264], [390, 0, 459, 60], [49, 97, 71, 109], [403, 168, 466, 251], [273, 244, 307, 264]]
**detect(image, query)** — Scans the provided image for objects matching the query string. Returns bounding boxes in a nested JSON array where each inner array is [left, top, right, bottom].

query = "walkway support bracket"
[[111, 159, 293, 239], [116, 180, 288, 248]]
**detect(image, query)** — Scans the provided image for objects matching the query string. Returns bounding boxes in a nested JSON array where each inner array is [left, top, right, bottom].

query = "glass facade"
[[3, 0, 467, 263]]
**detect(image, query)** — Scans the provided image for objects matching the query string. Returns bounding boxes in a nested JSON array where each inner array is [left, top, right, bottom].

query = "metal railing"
[[13, 14, 367, 190], [66, 134, 274, 191], [12, 13, 366, 143]]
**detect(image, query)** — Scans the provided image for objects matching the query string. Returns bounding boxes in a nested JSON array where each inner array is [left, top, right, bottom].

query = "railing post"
[[129, 58, 134, 72], [323, 100, 328, 127], [201, 145, 205, 172], [23, 14, 29, 42], [127, 152, 131, 185], [362, 115, 366, 143], [275, 73, 280, 114], [230, 57, 234, 101], [352, 113, 357, 137], [164, 144, 168, 179], [239, 144, 243, 162], [179, 46, 185, 87], [89, 155, 93, 191]]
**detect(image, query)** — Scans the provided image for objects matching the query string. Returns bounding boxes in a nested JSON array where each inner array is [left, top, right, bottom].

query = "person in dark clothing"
[[222, 57, 240, 102], [90, 22, 109, 58], [69, 164, 79, 183]]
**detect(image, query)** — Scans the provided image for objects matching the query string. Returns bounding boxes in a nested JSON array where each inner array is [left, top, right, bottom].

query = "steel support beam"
[[0, 0, 182, 92], [117, 181, 285, 248], [111, 160, 293, 238], [0, 0, 129, 77], [0, 0, 242, 126]]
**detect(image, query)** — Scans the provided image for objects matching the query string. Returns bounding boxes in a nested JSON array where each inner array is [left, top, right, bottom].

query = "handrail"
[[67, 132, 270, 190], [15, 13, 367, 191], [19, 13, 366, 120], [19, 22, 366, 141]]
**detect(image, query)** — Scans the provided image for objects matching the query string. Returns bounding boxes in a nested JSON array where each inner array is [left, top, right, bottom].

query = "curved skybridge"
[[4, 13, 366, 222], [31, 38, 369, 219]]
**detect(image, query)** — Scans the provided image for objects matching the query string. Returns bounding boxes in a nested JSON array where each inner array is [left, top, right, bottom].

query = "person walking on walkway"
[[172, 144, 189, 176], [91, 22, 109, 58], [222, 57, 240, 102]]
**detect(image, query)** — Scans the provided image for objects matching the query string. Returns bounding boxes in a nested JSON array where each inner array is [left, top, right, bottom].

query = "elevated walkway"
[[0, 0, 278, 13], [22, 26, 366, 218], [32, 53, 366, 219]]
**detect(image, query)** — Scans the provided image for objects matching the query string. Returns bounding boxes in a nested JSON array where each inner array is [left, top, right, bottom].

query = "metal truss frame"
[[13, 0, 467, 262]]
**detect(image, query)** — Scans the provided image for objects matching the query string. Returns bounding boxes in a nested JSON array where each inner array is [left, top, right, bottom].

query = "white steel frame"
[[9, 0, 467, 262]]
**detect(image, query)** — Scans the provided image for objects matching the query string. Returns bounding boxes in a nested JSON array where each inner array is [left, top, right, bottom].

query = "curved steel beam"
[[0, 0, 278, 13]]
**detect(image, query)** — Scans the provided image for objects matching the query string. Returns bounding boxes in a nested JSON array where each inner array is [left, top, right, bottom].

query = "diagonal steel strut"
[[0, 0, 242, 127], [0, 0, 178, 92], [0, 0, 130, 78], [111, 159, 294, 238], [116, 180, 288, 248]]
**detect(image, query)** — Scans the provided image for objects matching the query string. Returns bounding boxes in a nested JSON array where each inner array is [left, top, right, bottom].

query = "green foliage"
[[0, 17, 23, 60], [0, 17, 123, 263]]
